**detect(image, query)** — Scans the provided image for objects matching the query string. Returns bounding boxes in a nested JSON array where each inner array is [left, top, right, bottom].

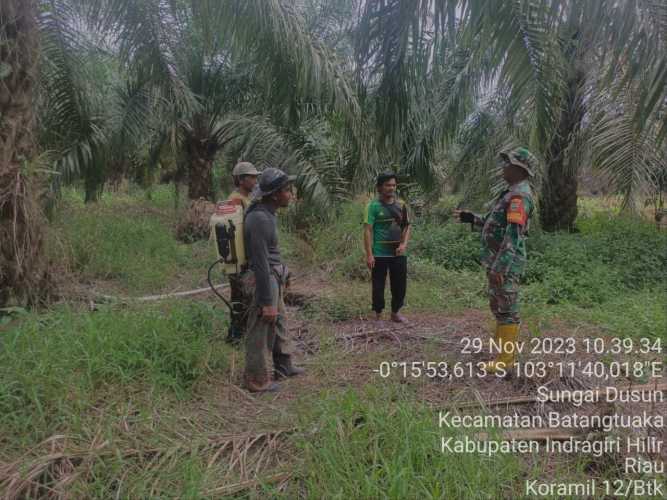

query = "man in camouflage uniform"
[[225, 162, 260, 344], [455, 147, 535, 374]]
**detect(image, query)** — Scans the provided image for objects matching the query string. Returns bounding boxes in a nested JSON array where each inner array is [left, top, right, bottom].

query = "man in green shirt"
[[364, 172, 411, 323]]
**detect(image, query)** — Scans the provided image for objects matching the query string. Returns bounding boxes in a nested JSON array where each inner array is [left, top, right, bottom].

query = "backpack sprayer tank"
[[206, 201, 247, 312], [209, 201, 247, 275]]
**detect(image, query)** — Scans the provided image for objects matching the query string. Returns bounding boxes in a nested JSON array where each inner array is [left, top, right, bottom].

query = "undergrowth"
[[0, 301, 228, 444], [2, 189, 664, 497], [300, 200, 665, 337], [291, 386, 523, 499], [50, 189, 216, 293]]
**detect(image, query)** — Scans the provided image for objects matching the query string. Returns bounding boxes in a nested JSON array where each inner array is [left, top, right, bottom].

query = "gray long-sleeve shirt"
[[244, 203, 282, 306]]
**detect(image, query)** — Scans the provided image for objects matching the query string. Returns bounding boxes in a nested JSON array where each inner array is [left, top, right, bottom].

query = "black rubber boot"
[[247, 381, 280, 393], [225, 323, 243, 344], [274, 355, 305, 379]]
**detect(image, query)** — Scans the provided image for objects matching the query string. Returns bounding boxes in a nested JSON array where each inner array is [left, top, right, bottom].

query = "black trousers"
[[371, 256, 407, 313]]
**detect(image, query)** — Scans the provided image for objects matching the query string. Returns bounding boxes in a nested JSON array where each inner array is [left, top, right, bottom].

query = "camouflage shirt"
[[475, 180, 534, 276]]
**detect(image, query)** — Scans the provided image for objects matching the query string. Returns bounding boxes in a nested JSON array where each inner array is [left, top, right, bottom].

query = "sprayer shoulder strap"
[[380, 199, 409, 228], [243, 201, 259, 222]]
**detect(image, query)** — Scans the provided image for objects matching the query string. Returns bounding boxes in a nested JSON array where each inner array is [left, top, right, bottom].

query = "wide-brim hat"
[[254, 167, 296, 198], [500, 147, 534, 177]]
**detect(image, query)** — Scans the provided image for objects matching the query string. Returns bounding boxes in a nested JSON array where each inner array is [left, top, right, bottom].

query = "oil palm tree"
[[0, 0, 50, 307], [355, 0, 667, 231], [64, 0, 360, 202], [38, 3, 154, 202]]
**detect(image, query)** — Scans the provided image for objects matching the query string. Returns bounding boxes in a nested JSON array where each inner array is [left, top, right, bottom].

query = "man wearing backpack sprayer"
[[455, 148, 535, 374], [225, 161, 260, 344], [228, 161, 260, 208], [364, 171, 411, 323]]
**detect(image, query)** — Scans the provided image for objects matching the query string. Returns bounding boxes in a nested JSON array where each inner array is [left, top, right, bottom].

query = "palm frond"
[[355, 0, 461, 146], [451, 94, 542, 206], [209, 114, 349, 209], [218, 0, 360, 123], [75, 0, 198, 114], [38, 1, 108, 180], [590, 82, 665, 210]]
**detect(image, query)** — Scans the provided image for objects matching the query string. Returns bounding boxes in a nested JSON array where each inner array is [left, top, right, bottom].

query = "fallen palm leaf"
[[0, 429, 296, 500], [202, 472, 292, 496]]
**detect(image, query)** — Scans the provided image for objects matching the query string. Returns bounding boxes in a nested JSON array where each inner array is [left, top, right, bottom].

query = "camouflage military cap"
[[500, 147, 534, 177]]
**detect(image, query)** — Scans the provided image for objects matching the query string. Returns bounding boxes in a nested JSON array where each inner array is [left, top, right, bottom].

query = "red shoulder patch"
[[506, 196, 527, 225]]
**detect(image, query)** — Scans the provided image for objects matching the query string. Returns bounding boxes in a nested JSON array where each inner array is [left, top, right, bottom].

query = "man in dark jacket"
[[243, 167, 304, 392]]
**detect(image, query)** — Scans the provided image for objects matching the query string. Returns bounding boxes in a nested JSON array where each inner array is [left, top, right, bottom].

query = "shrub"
[[578, 215, 667, 289], [410, 222, 480, 271], [406, 211, 665, 306], [309, 202, 367, 278], [419, 194, 462, 224], [524, 214, 667, 303]]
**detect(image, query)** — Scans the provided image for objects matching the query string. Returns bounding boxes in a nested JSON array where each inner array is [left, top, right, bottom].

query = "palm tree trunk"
[[185, 137, 215, 201], [84, 166, 105, 202], [0, 0, 50, 307], [539, 58, 587, 232]]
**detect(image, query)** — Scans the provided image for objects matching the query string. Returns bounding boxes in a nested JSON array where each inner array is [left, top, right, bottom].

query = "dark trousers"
[[371, 256, 407, 313]]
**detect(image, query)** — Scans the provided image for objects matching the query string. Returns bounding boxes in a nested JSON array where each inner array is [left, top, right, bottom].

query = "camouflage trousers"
[[487, 271, 521, 324], [244, 272, 295, 389]]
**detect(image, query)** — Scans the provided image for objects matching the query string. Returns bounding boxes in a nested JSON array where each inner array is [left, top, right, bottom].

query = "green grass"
[[523, 288, 667, 341], [50, 184, 301, 294], [51, 191, 217, 293], [408, 258, 487, 312], [307, 201, 368, 279], [0, 301, 229, 444], [289, 386, 523, 499], [58, 183, 184, 211]]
